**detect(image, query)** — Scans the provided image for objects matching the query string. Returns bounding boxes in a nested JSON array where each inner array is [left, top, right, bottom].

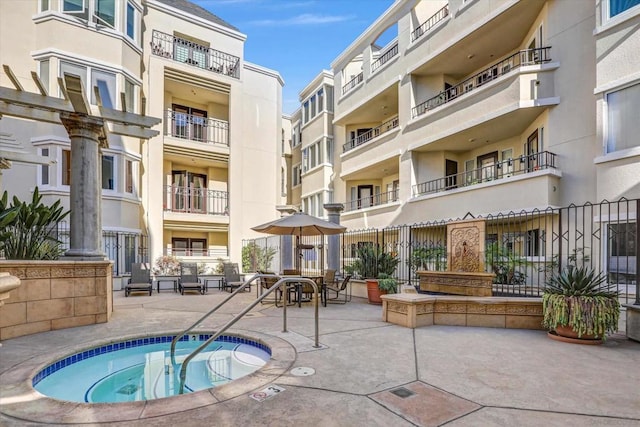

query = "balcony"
[[343, 116, 399, 153], [371, 43, 399, 73], [165, 110, 229, 147], [342, 72, 363, 95], [150, 30, 240, 79], [163, 186, 228, 215], [412, 47, 552, 118], [413, 151, 558, 196], [411, 5, 449, 42], [344, 189, 399, 212], [164, 247, 227, 258]]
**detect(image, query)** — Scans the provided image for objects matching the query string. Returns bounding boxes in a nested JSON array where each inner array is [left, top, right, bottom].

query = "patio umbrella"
[[251, 212, 346, 271]]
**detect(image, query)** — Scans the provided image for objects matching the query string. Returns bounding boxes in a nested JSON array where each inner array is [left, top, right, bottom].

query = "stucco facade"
[[287, 0, 639, 231], [0, 0, 284, 277]]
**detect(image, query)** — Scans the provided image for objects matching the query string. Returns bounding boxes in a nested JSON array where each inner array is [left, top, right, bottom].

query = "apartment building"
[[0, 0, 284, 281], [286, 0, 639, 227]]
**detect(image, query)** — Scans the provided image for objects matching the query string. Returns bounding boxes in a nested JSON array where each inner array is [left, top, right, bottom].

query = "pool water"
[[33, 335, 270, 403]]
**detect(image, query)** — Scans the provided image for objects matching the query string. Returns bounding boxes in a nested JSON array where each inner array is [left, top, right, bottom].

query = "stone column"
[[324, 203, 344, 273], [60, 113, 106, 259]]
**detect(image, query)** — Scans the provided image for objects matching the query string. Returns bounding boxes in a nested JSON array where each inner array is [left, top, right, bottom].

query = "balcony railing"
[[412, 151, 558, 196], [412, 47, 552, 118], [342, 72, 363, 95], [165, 110, 229, 146], [343, 116, 399, 153], [151, 30, 240, 79], [164, 247, 226, 257], [164, 186, 229, 215], [371, 43, 399, 73], [411, 5, 449, 42], [344, 189, 399, 212]]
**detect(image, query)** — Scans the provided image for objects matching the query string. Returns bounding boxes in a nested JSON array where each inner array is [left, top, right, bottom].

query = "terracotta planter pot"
[[548, 324, 603, 345], [366, 279, 386, 305]]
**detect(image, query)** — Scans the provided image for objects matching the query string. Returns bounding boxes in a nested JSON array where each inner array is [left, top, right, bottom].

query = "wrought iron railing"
[[343, 116, 399, 152], [371, 43, 399, 73], [412, 47, 552, 118], [411, 4, 449, 42], [245, 198, 639, 304], [165, 110, 229, 146], [150, 30, 240, 79], [344, 189, 399, 212], [342, 72, 363, 95], [413, 151, 557, 196], [163, 185, 228, 215]]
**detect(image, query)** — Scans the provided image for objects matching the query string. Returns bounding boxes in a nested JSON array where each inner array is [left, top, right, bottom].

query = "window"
[[40, 148, 49, 185], [126, 2, 136, 39], [317, 89, 324, 112], [464, 159, 475, 185], [292, 164, 301, 186], [125, 160, 133, 193], [124, 235, 136, 274], [171, 104, 207, 142], [62, 149, 72, 185], [124, 79, 135, 113], [95, 0, 115, 27], [310, 95, 316, 117], [102, 155, 115, 190], [172, 171, 207, 213], [40, 0, 50, 12], [172, 238, 207, 256], [91, 70, 116, 108], [606, 83, 640, 153], [326, 86, 334, 112], [63, 0, 85, 14], [609, 0, 640, 17], [325, 137, 334, 165], [302, 139, 324, 172], [303, 101, 309, 124], [525, 229, 544, 256], [60, 61, 87, 96], [39, 60, 49, 95]]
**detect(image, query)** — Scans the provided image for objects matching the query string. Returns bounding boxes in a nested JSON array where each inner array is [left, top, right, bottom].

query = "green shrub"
[[0, 188, 69, 260]]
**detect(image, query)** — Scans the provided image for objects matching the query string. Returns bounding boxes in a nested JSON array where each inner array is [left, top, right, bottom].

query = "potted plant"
[[346, 245, 399, 304], [542, 265, 620, 344]]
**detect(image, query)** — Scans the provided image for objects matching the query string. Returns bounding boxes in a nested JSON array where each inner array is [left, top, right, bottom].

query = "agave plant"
[[0, 188, 69, 260], [542, 266, 619, 339]]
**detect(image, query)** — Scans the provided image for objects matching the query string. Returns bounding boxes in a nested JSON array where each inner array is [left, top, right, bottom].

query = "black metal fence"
[[55, 222, 148, 276], [243, 199, 638, 304]]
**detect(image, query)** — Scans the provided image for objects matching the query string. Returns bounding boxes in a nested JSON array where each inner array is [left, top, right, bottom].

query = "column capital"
[[59, 113, 108, 147], [323, 203, 344, 213]]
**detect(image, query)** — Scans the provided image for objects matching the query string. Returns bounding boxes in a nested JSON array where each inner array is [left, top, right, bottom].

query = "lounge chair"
[[125, 263, 152, 297], [222, 263, 247, 293], [325, 274, 352, 304], [178, 263, 205, 295]]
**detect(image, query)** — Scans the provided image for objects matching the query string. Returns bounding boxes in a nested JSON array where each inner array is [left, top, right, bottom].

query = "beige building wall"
[[1, 0, 284, 276]]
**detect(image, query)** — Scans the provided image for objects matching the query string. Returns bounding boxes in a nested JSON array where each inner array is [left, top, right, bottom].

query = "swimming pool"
[[33, 334, 271, 403]]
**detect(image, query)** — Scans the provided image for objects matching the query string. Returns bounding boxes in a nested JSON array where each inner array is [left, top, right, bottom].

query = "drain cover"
[[290, 367, 315, 376], [390, 387, 415, 398]]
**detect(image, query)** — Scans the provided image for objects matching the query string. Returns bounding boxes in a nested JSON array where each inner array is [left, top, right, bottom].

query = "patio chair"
[[125, 263, 152, 297], [178, 263, 205, 295], [222, 263, 246, 293], [325, 274, 352, 304], [297, 269, 335, 307], [257, 271, 286, 305]]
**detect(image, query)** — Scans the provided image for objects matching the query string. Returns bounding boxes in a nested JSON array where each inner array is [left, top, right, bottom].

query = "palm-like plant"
[[542, 266, 619, 339], [0, 189, 69, 260]]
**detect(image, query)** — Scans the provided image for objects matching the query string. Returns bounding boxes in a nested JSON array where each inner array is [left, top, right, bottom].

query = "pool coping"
[[0, 329, 296, 424]]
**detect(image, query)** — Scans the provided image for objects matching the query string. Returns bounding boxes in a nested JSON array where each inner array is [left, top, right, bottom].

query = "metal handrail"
[[170, 274, 320, 394]]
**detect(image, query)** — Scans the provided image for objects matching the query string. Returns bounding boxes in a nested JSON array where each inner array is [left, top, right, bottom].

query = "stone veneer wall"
[[382, 294, 544, 330], [0, 260, 113, 340]]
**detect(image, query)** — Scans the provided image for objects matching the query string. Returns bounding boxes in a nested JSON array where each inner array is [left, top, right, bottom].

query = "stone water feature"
[[419, 218, 495, 297]]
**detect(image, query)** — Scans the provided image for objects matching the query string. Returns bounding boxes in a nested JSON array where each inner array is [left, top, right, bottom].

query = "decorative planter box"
[[381, 293, 544, 330], [418, 271, 495, 297], [0, 260, 113, 340]]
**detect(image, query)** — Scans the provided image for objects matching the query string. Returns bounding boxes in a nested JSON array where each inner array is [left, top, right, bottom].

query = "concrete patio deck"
[[1, 289, 639, 426]]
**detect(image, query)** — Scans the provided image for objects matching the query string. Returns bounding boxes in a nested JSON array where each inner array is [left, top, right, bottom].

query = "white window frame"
[[102, 154, 116, 191], [292, 164, 301, 187], [604, 81, 640, 154], [604, 0, 640, 21]]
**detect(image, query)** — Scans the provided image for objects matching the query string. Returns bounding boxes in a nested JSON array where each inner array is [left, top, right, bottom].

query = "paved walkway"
[[1, 289, 639, 426]]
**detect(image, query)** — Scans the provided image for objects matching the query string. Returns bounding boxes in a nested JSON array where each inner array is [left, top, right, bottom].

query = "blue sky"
[[193, 0, 394, 114]]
